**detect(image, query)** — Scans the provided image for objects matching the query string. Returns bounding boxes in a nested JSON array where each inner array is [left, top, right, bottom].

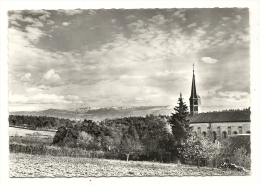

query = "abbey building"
[[187, 65, 251, 142]]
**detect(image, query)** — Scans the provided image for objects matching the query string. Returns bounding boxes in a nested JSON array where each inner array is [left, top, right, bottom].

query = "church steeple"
[[190, 63, 198, 99], [189, 63, 201, 115]]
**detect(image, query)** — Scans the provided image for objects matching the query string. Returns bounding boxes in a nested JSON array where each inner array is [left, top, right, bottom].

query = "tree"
[[120, 126, 143, 162], [169, 93, 190, 145], [141, 115, 174, 162], [178, 132, 221, 166]]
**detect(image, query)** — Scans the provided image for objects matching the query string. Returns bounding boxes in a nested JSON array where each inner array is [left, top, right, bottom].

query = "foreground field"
[[9, 127, 56, 137], [9, 153, 250, 177]]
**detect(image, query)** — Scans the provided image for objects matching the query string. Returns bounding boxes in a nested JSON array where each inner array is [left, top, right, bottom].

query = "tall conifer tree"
[[169, 92, 190, 145]]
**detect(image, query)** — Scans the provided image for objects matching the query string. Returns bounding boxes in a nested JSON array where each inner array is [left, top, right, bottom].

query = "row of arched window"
[[196, 126, 250, 142]]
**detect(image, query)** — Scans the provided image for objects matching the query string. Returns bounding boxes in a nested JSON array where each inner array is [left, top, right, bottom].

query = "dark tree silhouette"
[[51, 126, 68, 145], [169, 92, 190, 145]]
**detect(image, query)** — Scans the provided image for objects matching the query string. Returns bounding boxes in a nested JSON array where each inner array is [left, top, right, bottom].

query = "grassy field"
[[9, 127, 56, 137], [9, 153, 250, 177]]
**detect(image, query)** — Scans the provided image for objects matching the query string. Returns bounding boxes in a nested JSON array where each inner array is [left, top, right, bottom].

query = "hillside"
[[10, 106, 173, 120]]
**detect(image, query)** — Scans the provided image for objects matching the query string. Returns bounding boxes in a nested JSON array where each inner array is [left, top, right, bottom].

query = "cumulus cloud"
[[10, 20, 20, 26], [187, 22, 197, 28], [8, 9, 250, 111], [20, 73, 31, 82], [9, 11, 49, 28], [9, 92, 84, 105], [125, 15, 136, 20], [222, 17, 231, 21], [233, 15, 242, 24], [31, 21, 44, 27], [25, 26, 47, 43], [43, 69, 60, 81], [26, 85, 50, 92], [62, 22, 69, 26], [46, 20, 55, 25], [57, 9, 83, 16], [172, 9, 187, 22], [201, 57, 218, 64]]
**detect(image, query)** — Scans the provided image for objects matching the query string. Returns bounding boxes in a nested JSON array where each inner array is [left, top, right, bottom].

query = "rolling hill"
[[10, 106, 174, 120]]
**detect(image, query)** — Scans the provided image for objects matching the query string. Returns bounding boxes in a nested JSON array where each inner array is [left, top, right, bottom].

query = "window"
[[222, 131, 227, 139], [228, 127, 231, 135], [217, 127, 221, 135], [212, 131, 217, 143], [239, 126, 242, 134], [202, 131, 206, 137], [198, 127, 201, 135]]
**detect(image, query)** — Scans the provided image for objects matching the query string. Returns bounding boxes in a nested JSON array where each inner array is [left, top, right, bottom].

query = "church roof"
[[190, 65, 199, 99], [188, 110, 251, 123]]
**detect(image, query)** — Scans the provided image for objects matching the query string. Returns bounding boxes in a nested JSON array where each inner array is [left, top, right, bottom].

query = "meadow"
[[9, 153, 250, 177], [9, 127, 56, 137]]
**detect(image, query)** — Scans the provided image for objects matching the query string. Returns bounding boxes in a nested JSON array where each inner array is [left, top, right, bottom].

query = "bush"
[[232, 146, 251, 169], [9, 143, 107, 159]]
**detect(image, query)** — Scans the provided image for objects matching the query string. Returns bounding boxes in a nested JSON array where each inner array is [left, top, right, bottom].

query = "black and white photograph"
[[1, 1, 259, 183]]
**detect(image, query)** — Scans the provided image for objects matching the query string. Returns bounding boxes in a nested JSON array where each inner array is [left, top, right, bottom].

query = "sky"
[[8, 8, 250, 112]]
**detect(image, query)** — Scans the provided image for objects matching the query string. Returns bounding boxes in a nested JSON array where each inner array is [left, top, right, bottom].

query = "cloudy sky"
[[8, 8, 250, 112]]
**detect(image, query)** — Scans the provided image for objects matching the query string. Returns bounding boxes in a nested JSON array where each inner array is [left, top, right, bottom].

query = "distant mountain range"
[[10, 106, 174, 121]]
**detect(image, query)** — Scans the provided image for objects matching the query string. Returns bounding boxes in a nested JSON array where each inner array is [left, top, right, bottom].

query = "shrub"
[[232, 146, 251, 169]]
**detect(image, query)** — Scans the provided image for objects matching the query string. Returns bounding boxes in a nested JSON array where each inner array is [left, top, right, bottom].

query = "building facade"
[[188, 65, 251, 142]]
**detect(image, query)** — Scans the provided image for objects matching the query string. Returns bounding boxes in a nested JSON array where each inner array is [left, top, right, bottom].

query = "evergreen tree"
[[169, 92, 190, 145]]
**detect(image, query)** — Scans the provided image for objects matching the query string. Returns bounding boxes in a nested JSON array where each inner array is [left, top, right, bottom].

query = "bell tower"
[[189, 63, 201, 115]]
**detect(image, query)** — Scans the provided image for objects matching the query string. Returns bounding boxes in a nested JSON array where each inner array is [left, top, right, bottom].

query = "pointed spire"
[[190, 63, 198, 99], [180, 92, 182, 98]]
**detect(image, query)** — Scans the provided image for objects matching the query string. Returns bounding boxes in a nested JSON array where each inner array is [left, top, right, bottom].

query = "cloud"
[[46, 20, 55, 25], [156, 70, 187, 77], [187, 22, 197, 28], [201, 57, 218, 64], [25, 26, 47, 43], [9, 92, 84, 105], [57, 9, 83, 16], [233, 15, 242, 24], [43, 69, 60, 81], [206, 90, 249, 102], [31, 21, 44, 27], [8, 9, 250, 111], [222, 17, 231, 21], [125, 15, 136, 20], [38, 14, 50, 21], [172, 9, 187, 22], [62, 22, 69, 26], [10, 20, 20, 26], [119, 75, 147, 80], [26, 85, 50, 92], [20, 73, 31, 82], [9, 11, 49, 28]]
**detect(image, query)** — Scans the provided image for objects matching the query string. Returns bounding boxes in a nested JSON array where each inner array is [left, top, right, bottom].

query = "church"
[[187, 65, 251, 142]]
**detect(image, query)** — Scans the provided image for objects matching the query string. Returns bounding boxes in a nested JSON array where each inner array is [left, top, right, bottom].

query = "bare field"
[[9, 127, 56, 137], [9, 153, 250, 177]]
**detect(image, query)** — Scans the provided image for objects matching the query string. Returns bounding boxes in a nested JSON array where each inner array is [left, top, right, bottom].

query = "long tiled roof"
[[188, 110, 251, 123]]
